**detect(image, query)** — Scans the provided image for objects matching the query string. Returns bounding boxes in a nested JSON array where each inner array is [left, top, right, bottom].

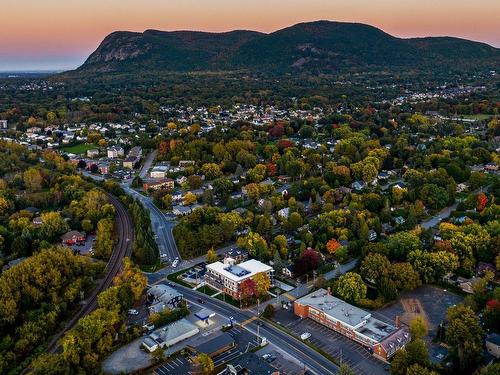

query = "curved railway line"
[[44, 192, 134, 354]]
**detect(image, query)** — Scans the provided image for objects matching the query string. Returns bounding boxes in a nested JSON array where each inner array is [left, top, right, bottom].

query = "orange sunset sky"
[[1, 0, 499, 71]]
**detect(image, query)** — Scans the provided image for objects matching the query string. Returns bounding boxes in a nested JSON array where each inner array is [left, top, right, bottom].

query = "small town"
[[0, 2, 499, 374]]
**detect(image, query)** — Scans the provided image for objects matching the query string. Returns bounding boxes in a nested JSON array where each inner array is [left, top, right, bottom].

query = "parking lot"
[[154, 355, 191, 375], [374, 285, 463, 334], [274, 309, 387, 375]]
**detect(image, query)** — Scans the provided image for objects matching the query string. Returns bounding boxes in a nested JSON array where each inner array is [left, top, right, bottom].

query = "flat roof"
[[296, 289, 399, 343], [194, 333, 234, 355], [206, 259, 272, 282]]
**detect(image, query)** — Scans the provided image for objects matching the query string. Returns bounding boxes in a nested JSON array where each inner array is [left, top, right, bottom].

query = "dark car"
[[198, 298, 204, 304]]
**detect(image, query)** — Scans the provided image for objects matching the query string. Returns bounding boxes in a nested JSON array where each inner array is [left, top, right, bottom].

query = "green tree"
[[339, 362, 356, 375], [151, 347, 165, 364], [446, 304, 483, 371], [387, 231, 421, 261], [409, 316, 428, 340], [39, 212, 70, 241], [390, 339, 430, 375], [23, 168, 43, 191], [389, 262, 421, 291], [94, 218, 114, 259], [334, 272, 367, 303], [193, 353, 214, 374], [201, 163, 222, 180], [206, 248, 218, 263], [360, 253, 390, 284]]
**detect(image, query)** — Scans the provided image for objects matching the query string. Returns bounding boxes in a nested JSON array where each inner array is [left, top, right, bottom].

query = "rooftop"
[[206, 259, 273, 282], [296, 289, 401, 343]]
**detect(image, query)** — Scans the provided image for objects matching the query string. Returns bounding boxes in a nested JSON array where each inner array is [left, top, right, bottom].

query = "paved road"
[[420, 202, 459, 229], [122, 184, 180, 262], [178, 285, 338, 375], [44, 192, 134, 354], [139, 150, 157, 179]]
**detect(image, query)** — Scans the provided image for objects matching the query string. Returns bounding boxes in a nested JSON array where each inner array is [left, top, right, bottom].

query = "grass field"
[[60, 143, 96, 155]]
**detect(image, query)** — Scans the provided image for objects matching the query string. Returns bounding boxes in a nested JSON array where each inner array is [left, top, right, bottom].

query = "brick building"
[[294, 289, 410, 361]]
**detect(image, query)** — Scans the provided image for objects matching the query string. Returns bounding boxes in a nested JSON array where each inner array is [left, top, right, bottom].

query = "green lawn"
[[198, 284, 218, 296], [61, 143, 97, 155]]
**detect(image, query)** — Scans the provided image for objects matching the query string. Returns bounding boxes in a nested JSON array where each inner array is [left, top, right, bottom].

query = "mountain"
[[77, 21, 500, 74]]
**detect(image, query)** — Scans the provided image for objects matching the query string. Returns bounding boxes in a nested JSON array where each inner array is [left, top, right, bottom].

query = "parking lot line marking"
[[175, 358, 183, 365]]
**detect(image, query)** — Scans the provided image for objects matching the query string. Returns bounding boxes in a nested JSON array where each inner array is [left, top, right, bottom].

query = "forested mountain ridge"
[[76, 20, 500, 74]]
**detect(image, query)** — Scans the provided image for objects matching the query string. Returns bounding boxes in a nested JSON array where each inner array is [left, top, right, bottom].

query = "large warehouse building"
[[294, 289, 410, 361]]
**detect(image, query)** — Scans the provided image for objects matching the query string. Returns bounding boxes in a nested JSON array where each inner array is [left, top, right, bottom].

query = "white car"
[[128, 309, 139, 316]]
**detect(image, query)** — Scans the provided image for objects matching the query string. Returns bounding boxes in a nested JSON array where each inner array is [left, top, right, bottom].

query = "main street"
[[177, 284, 339, 375]]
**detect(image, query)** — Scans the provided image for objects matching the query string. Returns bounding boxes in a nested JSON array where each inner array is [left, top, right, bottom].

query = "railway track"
[[44, 192, 134, 354]]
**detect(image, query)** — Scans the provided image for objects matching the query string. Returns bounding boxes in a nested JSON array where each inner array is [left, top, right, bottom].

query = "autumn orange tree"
[[477, 192, 488, 211], [326, 238, 341, 255]]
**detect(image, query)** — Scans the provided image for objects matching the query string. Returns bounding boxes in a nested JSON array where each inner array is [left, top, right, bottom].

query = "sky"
[[1, 0, 499, 71]]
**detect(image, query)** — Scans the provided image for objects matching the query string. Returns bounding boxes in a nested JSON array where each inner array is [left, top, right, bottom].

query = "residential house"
[[87, 149, 99, 158], [107, 146, 124, 158], [224, 248, 248, 263], [61, 230, 86, 245]]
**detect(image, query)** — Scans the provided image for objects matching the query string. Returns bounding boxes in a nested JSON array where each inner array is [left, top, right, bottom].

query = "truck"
[[300, 332, 311, 340]]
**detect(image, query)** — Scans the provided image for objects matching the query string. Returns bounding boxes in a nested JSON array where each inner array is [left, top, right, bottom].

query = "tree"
[[409, 316, 428, 340], [240, 278, 257, 301], [287, 211, 303, 231], [248, 164, 267, 183], [32, 353, 71, 374], [390, 339, 430, 375], [201, 163, 222, 180], [476, 192, 488, 211], [334, 272, 367, 303], [387, 231, 421, 261], [194, 353, 214, 374], [408, 250, 459, 283], [237, 231, 269, 259], [206, 248, 218, 263], [360, 253, 390, 284], [475, 363, 500, 375], [253, 272, 271, 297], [406, 364, 438, 375], [339, 362, 356, 375], [151, 347, 165, 364], [263, 304, 275, 318], [162, 193, 173, 210], [326, 238, 341, 255], [23, 168, 43, 191], [94, 218, 114, 259], [39, 212, 70, 241], [389, 262, 421, 291], [183, 192, 197, 206], [294, 248, 321, 275], [446, 304, 484, 371], [419, 183, 449, 210]]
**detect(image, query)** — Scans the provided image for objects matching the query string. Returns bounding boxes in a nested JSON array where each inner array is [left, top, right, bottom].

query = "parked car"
[[142, 323, 154, 333], [128, 309, 139, 316], [300, 332, 311, 340]]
